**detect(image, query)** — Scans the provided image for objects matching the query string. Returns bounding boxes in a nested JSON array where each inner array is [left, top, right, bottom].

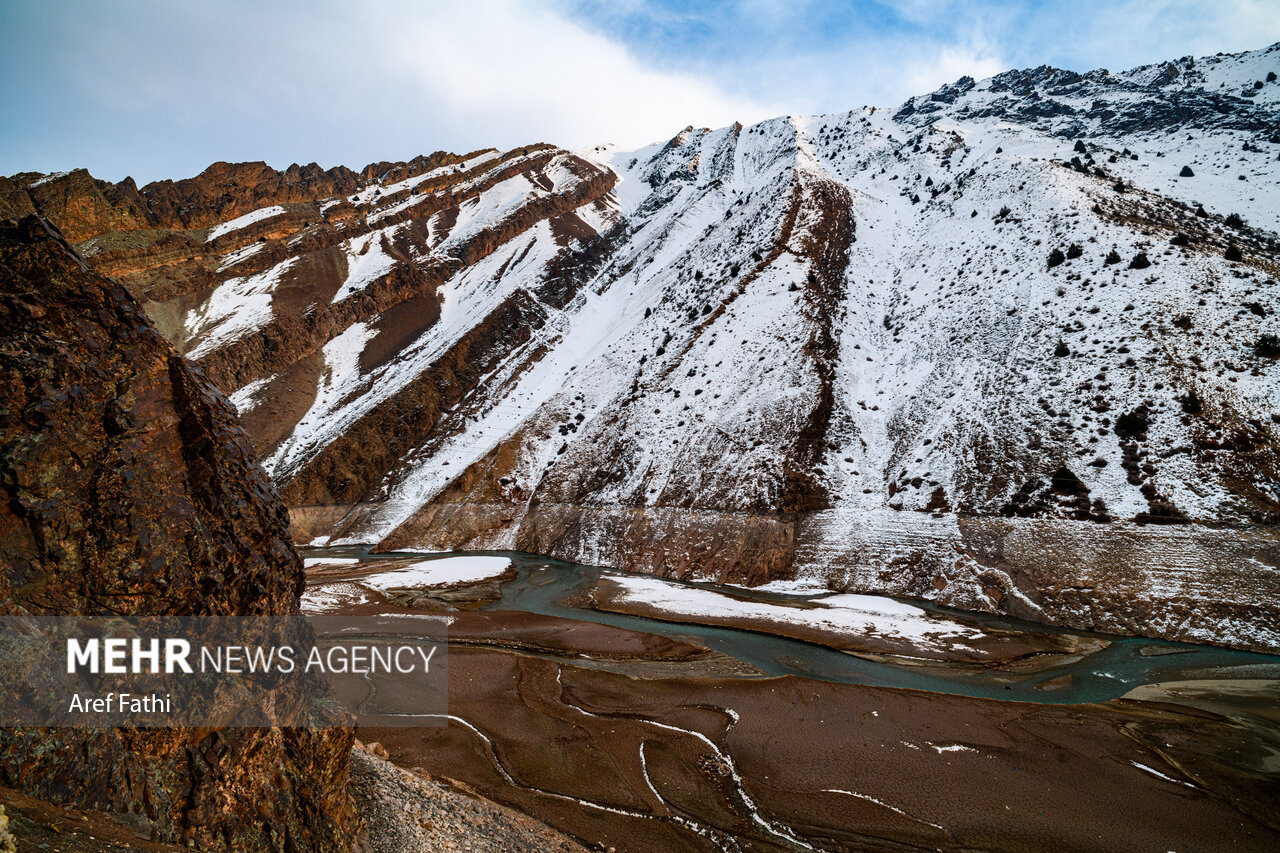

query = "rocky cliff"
[[0, 216, 358, 850], [7, 44, 1279, 651]]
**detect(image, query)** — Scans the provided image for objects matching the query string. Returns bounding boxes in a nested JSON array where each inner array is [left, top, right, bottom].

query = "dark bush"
[[1067, 243, 1083, 259], [1074, 139, 1087, 153], [1054, 339, 1070, 357], [1112, 179, 1127, 193], [1225, 243, 1243, 262], [1048, 248, 1065, 268], [1225, 212, 1246, 229], [995, 205, 1011, 220], [1179, 165, 1195, 177], [1171, 233, 1189, 247], [1257, 334, 1280, 358], [1128, 252, 1151, 269], [1114, 409, 1150, 439], [1180, 391, 1202, 414], [1104, 249, 1122, 264]]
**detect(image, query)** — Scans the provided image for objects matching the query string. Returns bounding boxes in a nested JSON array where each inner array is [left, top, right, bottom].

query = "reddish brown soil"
[[364, 645, 1280, 853]]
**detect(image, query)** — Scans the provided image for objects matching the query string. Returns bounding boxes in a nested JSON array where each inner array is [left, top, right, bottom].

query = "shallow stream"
[[301, 546, 1280, 704]]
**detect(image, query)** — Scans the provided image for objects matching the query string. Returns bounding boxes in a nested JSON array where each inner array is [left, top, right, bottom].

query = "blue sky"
[[1, 0, 1275, 184]]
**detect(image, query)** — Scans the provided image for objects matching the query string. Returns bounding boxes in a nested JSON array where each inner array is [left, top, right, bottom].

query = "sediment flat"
[[361, 644, 1280, 853]]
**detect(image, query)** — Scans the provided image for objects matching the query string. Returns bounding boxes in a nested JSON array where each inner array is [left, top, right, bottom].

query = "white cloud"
[[897, 44, 1007, 98], [48, 0, 775, 181], [368, 0, 778, 148]]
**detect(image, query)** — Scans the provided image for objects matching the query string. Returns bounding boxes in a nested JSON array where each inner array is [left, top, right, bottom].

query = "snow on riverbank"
[[301, 582, 371, 613], [301, 555, 513, 612], [303, 557, 362, 568], [360, 556, 513, 591], [598, 574, 985, 650]]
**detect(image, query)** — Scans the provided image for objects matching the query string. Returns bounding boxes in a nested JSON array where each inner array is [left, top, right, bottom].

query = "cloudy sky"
[[2, 0, 1275, 183]]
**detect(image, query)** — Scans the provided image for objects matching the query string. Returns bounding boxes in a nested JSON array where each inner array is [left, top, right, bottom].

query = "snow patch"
[[360, 556, 512, 590], [205, 205, 288, 242]]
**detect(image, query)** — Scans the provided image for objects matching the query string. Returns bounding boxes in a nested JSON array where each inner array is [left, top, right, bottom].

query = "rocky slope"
[[0, 216, 358, 850], [7, 44, 1279, 650]]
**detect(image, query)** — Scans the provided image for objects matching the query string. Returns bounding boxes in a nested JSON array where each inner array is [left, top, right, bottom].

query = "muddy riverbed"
[[304, 548, 1280, 852]]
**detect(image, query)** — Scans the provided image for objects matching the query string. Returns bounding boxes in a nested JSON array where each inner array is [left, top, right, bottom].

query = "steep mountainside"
[[9, 44, 1279, 650], [0, 217, 357, 851]]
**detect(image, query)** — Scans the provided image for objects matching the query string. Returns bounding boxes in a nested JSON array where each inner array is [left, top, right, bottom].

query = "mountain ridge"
[[6, 42, 1279, 650]]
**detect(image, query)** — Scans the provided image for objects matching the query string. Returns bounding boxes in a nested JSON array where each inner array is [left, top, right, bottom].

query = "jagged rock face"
[[0, 217, 358, 851], [9, 44, 1280, 649]]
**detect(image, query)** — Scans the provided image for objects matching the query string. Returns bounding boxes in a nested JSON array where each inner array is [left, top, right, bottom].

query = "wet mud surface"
[[304, 548, 1280, 851]]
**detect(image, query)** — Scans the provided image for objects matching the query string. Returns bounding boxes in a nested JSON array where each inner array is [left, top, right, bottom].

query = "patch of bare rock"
[[349, 742, 590, 853]]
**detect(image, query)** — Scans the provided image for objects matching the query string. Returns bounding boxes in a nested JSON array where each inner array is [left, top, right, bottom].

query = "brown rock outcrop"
[[0, 216, 358, 851]]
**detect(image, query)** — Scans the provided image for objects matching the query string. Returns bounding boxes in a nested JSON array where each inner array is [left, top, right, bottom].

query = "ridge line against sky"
[[1, 0, 1276, 184]]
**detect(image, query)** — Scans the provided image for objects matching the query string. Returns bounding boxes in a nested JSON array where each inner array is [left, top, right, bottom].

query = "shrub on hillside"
[[1114, 408, 1150, 439]]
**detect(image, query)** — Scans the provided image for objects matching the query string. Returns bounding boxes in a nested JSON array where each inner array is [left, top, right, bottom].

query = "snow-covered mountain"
[[6, 44, 1278, 649]]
